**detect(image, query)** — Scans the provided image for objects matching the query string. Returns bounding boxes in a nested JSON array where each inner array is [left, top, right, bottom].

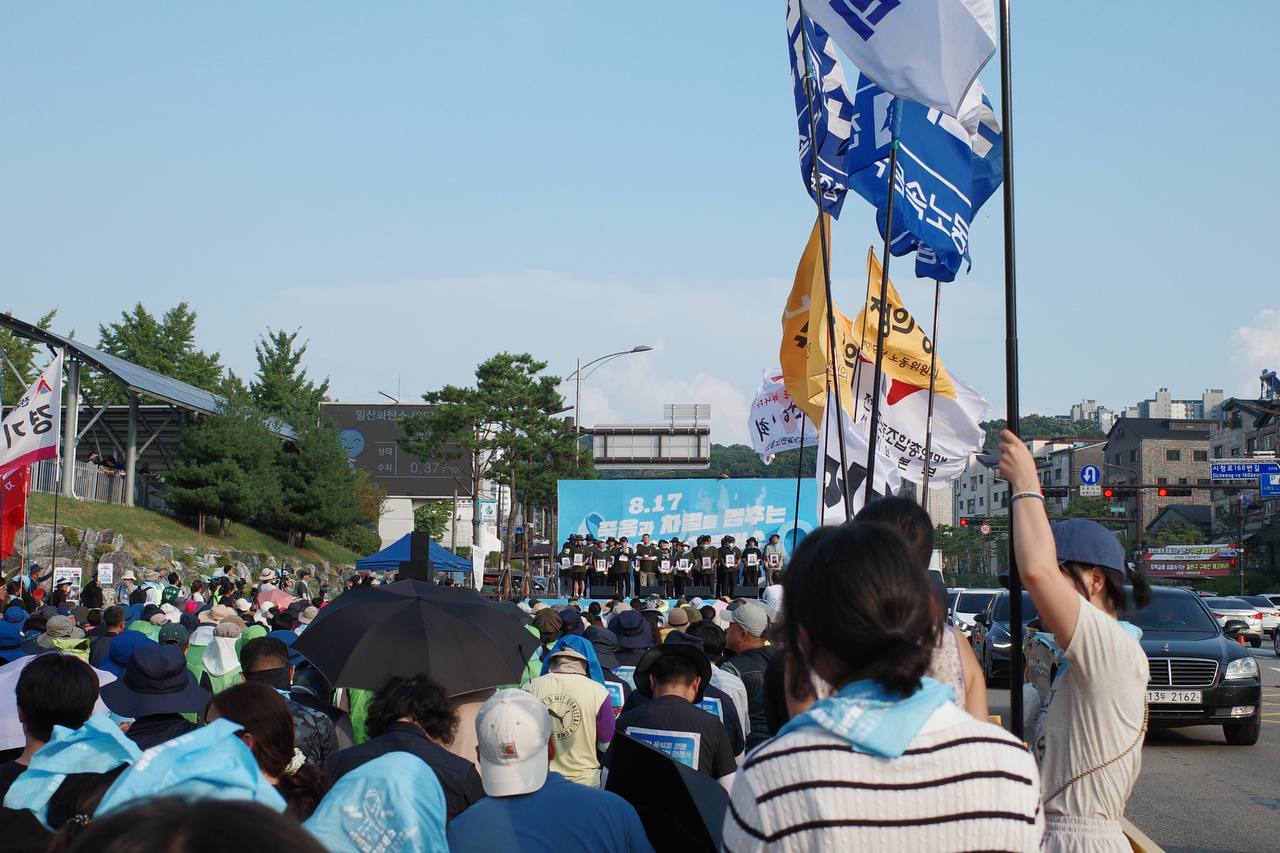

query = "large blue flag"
[[786, 0, 888, 218], [849, 76, 1003, 281]]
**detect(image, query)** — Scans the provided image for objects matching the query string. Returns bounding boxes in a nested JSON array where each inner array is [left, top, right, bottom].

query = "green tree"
[[935, 524, 987, 573], [91, 303, 223, 402], [400, 352, 578, 556], [980, 415, 1104, 449], [272, 418, 362, 545], [0, 309, 57, 405], [1147, 526, 1208, 548], [164, 394, 281, 535], [414, 501, 452, 539], [1058, 496, 1110, 519], [250, 328, 330, 422]]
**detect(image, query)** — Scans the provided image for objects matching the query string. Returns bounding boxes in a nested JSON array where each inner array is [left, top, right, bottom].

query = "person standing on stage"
[[610, 537, 634, 599], [671, 538, 691, 599], [634, 534, 660, 594], [740, 537, 763, 591], [656, 540, 675, 598], [716, 536, 742, 599], [763, 533, 786, 574]]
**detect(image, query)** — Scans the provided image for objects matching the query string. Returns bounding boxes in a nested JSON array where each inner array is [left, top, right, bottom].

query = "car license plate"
[[1146, 690, 1201, 705]]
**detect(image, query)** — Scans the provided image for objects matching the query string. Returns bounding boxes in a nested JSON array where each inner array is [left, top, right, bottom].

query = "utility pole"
[[1239, 494, 1246, 596]]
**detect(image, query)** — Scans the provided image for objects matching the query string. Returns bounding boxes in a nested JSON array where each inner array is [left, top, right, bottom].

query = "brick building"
[[1103, 418, 1213, 531], [1210, 399, 1280, 574]]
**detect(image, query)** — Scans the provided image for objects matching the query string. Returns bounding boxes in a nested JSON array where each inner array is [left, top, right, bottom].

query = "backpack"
[[161, 584, 181, 606]]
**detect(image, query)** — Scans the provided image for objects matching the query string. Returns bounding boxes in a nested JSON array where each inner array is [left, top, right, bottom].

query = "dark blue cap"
[[1052, 519, 1127, 575]]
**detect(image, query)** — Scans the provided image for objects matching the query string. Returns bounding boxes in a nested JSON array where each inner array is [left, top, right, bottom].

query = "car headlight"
[[1224, 657, 1259, 680], [990, 626, 1011, 649]]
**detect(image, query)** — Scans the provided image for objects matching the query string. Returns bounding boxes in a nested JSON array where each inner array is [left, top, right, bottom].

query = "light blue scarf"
[[304, 752, 448, 853], [540, 634, 606, 687], [778, 676, 956, 758], [4, 714, 142, 828], [96, 718, 285, 816]]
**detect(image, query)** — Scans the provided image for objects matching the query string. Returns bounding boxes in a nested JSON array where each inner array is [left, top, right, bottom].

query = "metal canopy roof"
[[0, 312, 294, 439]]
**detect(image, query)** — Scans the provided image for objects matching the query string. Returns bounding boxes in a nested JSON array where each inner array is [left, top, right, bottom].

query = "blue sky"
[[3, 2, 1278, 444]]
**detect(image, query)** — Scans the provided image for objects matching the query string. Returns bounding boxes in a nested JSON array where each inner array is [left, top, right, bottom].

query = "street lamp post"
[[568, 346, 653, 459]]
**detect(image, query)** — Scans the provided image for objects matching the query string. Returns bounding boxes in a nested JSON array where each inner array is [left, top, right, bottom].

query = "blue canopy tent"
[[354, 534, 471, 574]]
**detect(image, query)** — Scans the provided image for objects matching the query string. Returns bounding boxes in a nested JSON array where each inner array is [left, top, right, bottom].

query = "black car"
[[971, 590, 1038, 684], [1024, 587, 1262, 746]]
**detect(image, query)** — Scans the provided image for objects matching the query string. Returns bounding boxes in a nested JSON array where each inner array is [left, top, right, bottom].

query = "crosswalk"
[[1262, 687, 1280, 726]]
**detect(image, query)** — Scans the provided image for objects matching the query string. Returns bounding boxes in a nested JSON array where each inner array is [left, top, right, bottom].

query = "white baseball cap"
[[475, 688, 551, 797]]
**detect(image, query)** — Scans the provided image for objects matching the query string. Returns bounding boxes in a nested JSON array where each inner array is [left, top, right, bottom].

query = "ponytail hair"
[[783, 523, 936, 698]]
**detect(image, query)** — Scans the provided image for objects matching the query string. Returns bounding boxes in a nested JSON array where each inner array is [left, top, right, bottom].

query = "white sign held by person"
[[97, 563, 115, 586], [749, 370, 819, 464], [0, 354, 63, 478], [53, 566, 82, 602]]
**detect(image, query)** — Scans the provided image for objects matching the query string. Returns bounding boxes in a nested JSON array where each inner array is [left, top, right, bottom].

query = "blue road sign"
[[1263, 473, 1280, 499], [1210, 461, 1280, 480], [1080, 465, 1102, 485]]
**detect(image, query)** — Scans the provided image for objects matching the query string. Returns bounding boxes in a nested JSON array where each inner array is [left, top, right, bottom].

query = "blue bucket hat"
[[1052, 519, 1127, 575], [266, 629, 305, 666], [100, 628, 158, 678]]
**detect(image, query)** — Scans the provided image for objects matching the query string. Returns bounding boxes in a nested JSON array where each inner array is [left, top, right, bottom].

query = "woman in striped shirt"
[[723, 522, 1043, 853]]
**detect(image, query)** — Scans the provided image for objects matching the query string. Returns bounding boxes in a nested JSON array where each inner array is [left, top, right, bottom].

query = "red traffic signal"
[[1103, 487, 1114, 499], [1157, 487, 1168, 497], [959, 518, 969, 527]]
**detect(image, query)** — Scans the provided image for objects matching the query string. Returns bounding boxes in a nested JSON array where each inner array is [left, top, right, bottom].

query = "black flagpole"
[[862, 104, 901, 505], [796, 8, 852, 520], [920, 280, 942, 506], [792, 411, 807, 546], [998, 0, 1025, 740]]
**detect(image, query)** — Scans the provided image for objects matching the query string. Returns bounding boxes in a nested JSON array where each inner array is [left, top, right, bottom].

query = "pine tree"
[[272, 417, 361, 545], [250, 328, 330, 422], [165, 394, 281, 535], [92, 302, 223, 402]]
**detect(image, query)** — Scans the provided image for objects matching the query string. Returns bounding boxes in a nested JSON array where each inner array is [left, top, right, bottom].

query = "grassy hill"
[[25, 493, 359, 567]]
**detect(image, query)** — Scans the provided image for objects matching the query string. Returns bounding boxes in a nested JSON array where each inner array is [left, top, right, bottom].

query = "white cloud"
[[1231, 309, 1280, 396]]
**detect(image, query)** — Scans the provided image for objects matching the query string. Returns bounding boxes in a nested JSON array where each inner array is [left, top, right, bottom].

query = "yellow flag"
[[779, 216, 862, 424], [854, 250, 956, 399]]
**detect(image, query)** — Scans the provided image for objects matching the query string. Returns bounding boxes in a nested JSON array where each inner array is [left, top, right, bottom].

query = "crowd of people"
[[0, 431, 1152, 851], [556, 532, 787, 599]]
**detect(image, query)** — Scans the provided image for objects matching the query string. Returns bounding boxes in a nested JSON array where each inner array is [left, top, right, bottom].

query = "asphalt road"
[[989, 644, 1280, 853]]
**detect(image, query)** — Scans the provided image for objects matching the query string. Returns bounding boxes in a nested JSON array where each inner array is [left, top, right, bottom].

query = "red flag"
[[1, 465, 30, 561]]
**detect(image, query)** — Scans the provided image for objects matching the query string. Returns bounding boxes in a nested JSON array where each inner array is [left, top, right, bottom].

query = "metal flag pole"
[[796, 8, 851, 519], [920, 280, 942, 506], [998, 0, 1026, 740], [862, 103, 902, 504], [792, 411, 807, 547]]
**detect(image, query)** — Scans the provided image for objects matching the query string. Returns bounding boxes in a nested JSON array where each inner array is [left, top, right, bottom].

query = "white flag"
[[804, 0, 996, 116], [749, 370, 819, 464], [851, 360, 989, 485], [817, 389, 902, 524], [0, 354, 62, 478]]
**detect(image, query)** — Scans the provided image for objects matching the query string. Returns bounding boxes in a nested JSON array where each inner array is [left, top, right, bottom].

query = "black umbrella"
[[293, 582, 535, 695], [604, 732, 727, 851]]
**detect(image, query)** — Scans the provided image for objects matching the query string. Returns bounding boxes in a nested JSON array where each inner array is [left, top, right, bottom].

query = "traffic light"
[[1103, 486, 1138, 499], [1102, 487, 1114, 499], [1155, 486, 1192, 497], [959, 518, 969, 527]]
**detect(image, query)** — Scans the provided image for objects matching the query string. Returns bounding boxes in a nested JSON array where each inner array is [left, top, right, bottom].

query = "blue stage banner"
[[557, 478, 817, 555]]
